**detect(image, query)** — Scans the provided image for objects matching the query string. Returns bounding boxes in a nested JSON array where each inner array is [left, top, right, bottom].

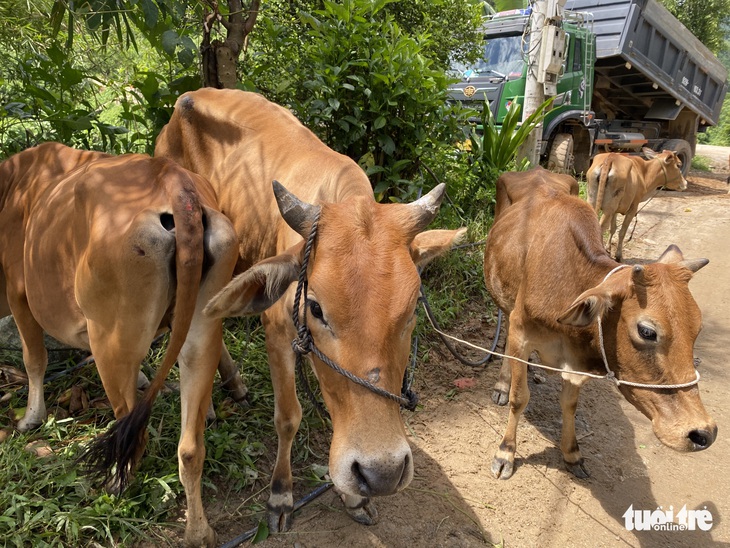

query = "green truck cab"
[[449, 0, 728, 175]]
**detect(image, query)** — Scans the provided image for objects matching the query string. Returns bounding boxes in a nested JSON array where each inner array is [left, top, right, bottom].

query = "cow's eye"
[[309, 300, 325, 322], [638, 323, 657, 341]]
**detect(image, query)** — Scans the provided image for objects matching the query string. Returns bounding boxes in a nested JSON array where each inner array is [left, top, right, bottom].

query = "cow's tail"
[[79, 163, 204, 492], [594, 157, 612, 216]]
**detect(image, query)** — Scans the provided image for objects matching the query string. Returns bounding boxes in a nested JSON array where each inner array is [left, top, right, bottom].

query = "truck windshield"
[[453, 34, 525, 80]]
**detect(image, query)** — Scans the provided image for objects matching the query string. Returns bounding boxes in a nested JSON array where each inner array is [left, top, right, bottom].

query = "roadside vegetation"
[[1, 0, 728, 545]]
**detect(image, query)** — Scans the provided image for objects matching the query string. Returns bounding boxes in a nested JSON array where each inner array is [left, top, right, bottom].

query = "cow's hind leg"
[[560, 376, 590, 478], [12, 298, 49, 432], [614, 204, 638, 263], [177, 320, 221, 548], [87, 318, 157, 491], [492, 318, 530, 480], [174, 208, 237, 548]]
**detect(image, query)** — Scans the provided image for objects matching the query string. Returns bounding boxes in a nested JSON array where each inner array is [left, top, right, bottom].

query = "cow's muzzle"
[[332, 443, 414, 498], [687, 424, 717, 451]]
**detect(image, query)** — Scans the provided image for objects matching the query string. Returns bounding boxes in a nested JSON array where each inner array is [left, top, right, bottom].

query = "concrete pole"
[[519, 0, 548, 166]]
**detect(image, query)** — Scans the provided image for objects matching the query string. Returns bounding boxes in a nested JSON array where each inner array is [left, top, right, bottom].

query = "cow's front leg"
[[492, 321, 529, 480], [218, 341, 248, 403], [560, 375, 590, 478], [339, 492, 379, 525], [262, 307, 301, 533]]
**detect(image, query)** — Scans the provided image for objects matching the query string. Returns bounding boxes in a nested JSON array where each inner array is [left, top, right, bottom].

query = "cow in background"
[[0, 143, 239, 547], [484, 167, 715, 481], [586, 148, 686, 261], [154, 88, 465, 537]]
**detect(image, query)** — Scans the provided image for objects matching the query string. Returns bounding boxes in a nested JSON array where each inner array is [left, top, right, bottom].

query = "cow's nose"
[[688, 426, 717, 450], [351, 452, 411, 497]]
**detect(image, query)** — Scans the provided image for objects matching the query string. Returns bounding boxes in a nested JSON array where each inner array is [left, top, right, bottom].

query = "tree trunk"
[[201, 0, 260, 89]]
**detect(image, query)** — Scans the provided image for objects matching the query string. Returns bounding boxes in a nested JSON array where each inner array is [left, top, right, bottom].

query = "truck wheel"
[[548, 133, 574, 173], [659, 139, 692, 177]]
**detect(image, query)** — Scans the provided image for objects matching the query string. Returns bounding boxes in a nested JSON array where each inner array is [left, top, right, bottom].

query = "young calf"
[[484, 167, 716, 480], [0, 143, 239, 547], [586, 148, 686, 261]]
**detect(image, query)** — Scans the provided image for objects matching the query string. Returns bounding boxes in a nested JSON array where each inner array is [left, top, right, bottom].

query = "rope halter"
[[290, 209, 419, 412], [596, 264, 700, 389], [422, 264, 700, 390]]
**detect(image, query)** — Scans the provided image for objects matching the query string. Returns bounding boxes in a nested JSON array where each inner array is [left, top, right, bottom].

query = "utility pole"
[[519, 0, 566, 165]]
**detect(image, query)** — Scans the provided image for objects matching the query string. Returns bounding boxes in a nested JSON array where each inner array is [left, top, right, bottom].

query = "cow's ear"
[[557, 289, 613, 327], [642, 147, 658, 159], [204, 243, 303, 318], [411, 228, 467, 268]]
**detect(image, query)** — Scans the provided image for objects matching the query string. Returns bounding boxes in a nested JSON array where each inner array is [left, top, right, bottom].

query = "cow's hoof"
[[183, 525, 216, 548], [17, 416, 43, 432], [266, 501, 293, 533], [491, 456, 514, 479], [223, 375, 249, 404], [565, 459, 590, 479], [341, 493, 379, 525], [491, 389, 509, 406]]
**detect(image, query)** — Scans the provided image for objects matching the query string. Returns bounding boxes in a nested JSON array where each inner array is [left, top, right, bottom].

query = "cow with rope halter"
[[483, 166, 716, 481], [152, 88, 466, 543], [586, 148, 686, 262]]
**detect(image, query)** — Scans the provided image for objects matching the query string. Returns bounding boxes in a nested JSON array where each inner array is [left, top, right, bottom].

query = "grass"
[[691, 155, 713, 172], [0, 320, 331, 547]]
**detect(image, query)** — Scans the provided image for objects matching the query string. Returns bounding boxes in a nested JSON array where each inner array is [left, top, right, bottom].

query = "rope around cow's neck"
[[290, 210, 419, 412], [424, 263, 700, 390]]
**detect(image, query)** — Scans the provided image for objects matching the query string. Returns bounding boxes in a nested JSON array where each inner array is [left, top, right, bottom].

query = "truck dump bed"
[[565, 0, 727, 125]]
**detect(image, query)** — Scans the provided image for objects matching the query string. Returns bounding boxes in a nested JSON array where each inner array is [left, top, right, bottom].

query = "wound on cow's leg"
[[340, 492, 379, 525], [560, 377, 590, 479], [492, 357, 511, 406]]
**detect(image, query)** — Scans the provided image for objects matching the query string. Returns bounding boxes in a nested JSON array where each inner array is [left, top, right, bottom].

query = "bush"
[[274, 0, 470, 202]]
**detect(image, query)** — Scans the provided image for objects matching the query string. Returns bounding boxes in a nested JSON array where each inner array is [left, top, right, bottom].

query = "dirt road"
[[233, 155, 730, 548]]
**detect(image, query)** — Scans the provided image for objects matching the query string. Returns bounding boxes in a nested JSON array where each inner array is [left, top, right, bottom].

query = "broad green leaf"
[[161, 30, 179, 57]]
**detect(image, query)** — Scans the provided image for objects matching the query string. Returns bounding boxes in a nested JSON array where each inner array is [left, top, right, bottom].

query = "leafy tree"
[[658, 0, 730, 55]]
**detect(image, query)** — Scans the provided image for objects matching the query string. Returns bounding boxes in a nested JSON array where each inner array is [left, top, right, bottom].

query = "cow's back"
[[485, 183, 611, 324], [155, 89, 373, 269]]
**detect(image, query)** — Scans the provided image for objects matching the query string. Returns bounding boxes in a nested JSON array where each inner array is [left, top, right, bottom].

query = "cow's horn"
[[632, 264, 646, 285], [679, 258, 709, 273], [407, 183, 447, 234], [273, 180, 321, 238]]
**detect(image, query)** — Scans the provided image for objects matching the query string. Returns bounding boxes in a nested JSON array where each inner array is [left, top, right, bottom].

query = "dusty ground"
[[213, 146, 730, 548]]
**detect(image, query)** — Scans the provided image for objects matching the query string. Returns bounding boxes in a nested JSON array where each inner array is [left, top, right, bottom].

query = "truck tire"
[[658, 139, 692, 177], [548, 133, 574, 173]]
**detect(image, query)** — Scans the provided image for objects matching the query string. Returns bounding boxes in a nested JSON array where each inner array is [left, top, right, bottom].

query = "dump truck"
[[449, 0, 728, 175]]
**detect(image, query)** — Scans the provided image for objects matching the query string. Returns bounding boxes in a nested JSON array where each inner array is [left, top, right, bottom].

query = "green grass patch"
[[691, 155, 713, 171]]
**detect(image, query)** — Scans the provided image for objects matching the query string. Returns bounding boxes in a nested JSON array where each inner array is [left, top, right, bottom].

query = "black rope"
[[420, 284, 503, 367], [218, 482, 333, 548]]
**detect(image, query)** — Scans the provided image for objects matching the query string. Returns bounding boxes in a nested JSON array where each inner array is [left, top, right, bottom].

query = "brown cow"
[[484, 167, 716, 481], [154, 88, 465, 535], [586, 148, 686, 261], [0, 143, 239, 547]]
